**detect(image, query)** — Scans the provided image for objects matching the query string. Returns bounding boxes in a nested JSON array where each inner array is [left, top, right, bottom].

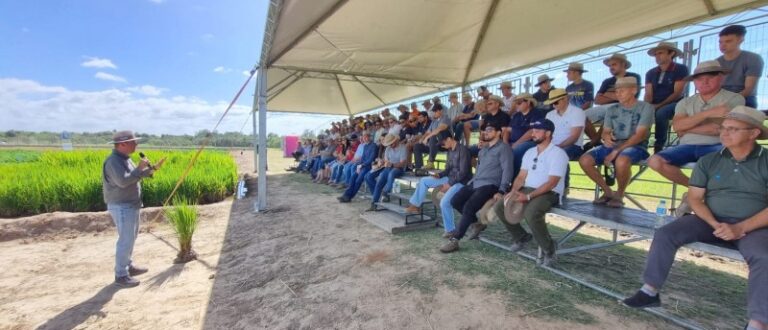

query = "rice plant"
[[0, 149, 237, 217], [164, 197, 199, 263]]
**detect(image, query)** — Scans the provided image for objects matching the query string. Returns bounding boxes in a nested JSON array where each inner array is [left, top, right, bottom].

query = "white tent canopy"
[[261, 0, 766, 116]]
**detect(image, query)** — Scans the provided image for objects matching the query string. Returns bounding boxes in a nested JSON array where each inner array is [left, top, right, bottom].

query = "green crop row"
[[0, 149, 237, 217]]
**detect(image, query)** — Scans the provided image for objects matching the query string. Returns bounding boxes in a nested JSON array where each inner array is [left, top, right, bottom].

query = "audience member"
[[717, 24, 764, 108], [644, 42, 690, 153], [365, 134, 407, 210], [532, 74, 555, 112], [504, 93, 545, 179]]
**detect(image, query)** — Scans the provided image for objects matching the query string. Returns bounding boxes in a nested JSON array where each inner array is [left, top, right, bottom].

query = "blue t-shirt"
[[597, 72, 643, 101], [508, 109, 545, 143], [645, 62, 689, 104], [566, 80, 594, 108]]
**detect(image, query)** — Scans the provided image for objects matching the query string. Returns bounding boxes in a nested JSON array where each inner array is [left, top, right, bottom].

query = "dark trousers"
[[493, 187, 559, 255], [450, 184, 498, 240], [413, 136, 444, 168], [643, 214, 768, 323]]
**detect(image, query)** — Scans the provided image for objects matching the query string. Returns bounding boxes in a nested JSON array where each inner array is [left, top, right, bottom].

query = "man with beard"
[[491, 119, 568, 266]]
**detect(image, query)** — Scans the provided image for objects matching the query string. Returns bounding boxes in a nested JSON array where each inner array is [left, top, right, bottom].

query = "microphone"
[[139, 152, 153, 169]]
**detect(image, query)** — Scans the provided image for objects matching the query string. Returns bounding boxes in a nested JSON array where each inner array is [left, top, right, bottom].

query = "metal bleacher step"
[[374, 201, 431, 219], [388, 191, 433, 205]]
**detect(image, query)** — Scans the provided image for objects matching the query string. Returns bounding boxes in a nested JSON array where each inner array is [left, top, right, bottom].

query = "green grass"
[[0, 149, 237, 217]]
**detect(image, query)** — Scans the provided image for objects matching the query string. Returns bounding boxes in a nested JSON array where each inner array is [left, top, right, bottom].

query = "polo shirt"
[[429, 115, 451, 133], [597, 72, 643, 101], [674, 89, 745, 145], [521, 143, 569, 198], [446, 103, 462, 121], [353, 142, 368, 161], [399, 125, 418, 140], [566, 80, 594, 108], [385, 144, 407, 164], [717, 51, 764, 96], [545, 104, 586, 147], [533, 88, 554, 112], [460, 103, 478, 122], [645, 62, 689, 104], [690, 145, 768, 219], [604, 101, 654, 148], [481, 110, 511, 129], [508, 109, 545, 143]]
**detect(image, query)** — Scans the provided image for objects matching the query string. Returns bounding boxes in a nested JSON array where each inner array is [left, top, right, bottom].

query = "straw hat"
[[461, 92, 472, 99], [685, 60, 730, 81], [382, 133, 399, 147], [449, 92, 458, 98], [110, 130, 141, 144], [535, 74, 554, 87], [543, 89, 568, 105], [488, 94, 505, 105], [603, 53, 632, 69], [614, 76, 641, 89], [500, 81, 514, 88], [647, 41, 682, 57], [513, 93, 538, 107], [726, 106, 768, 139], [563, 62, 587, 73]]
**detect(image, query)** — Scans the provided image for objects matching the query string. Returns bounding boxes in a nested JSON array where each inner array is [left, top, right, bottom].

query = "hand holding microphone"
[[139, 152, 167, 171]]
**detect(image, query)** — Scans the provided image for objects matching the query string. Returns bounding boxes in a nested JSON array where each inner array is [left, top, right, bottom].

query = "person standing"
[[717, 24, 764, 109], [102, 131, 163, 287]]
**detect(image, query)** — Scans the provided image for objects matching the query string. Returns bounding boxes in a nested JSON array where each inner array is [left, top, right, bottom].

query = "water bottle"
[[393, 183, 401, 194], [655, 200, 667, 228]]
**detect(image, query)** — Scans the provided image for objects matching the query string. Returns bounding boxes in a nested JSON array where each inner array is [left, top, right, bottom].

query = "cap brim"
[[109, 137, 142, 144], [684, 69, 730, 81]]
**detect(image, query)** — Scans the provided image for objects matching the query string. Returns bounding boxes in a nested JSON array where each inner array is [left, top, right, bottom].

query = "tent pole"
[[251, 73, 259, 174], [257, 68, 268, 211]]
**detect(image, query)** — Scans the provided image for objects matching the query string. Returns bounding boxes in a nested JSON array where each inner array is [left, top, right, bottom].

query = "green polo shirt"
[[689, 144, 768, 220]]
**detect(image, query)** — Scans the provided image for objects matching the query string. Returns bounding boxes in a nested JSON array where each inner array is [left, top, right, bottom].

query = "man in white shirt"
[[500, 81, 516, 114], [492, 119, 569, 266]]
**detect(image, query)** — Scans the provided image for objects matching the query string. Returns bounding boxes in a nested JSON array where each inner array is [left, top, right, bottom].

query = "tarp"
[[260, 0, 767, 116]]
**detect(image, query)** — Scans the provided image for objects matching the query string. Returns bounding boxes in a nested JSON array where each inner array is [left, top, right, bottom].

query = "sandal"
[[606, 197, 625, 208], [592, 194, 612, 205]]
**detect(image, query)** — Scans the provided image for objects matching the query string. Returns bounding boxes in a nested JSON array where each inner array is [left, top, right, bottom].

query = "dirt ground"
[[0, 149, 698, 329]]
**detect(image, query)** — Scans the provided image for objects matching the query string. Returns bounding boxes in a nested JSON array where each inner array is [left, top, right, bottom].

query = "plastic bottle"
[[393, 183, 400, 194], [655, 200, 667, 228]]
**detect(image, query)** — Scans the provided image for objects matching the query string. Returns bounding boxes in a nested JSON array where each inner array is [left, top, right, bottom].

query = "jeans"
[[408, 176, 450, 206], [366, 167, 404, 203], [512, 141, 537, 179], [330, 162, 345, 182], [450, 184, 498, 240], [561, 144, 585, 189], [107, 203, 140, 278], [297, 159, 308, 171], [342, 162, 357, 185], [653, 102, 677, 148], [343, 166, 371, 199], [440, 183, 464, 233], [311, 156, 333, 178], [643, 214, 768, 323]]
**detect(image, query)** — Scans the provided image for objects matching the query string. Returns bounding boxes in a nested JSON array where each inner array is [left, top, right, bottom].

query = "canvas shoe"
[[128, 265, 148, 276], [509, 233, 533, 252], [622, 290, 661, 308], [439, 238, 460, 253], [114, 275, 140, 288]]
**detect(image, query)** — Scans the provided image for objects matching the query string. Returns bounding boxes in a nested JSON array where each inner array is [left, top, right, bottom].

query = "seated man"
[[504, 93, 545, 179], [578, 76, 653, 208], [440, 123, 513, 253], [452, 93, 477, 144], [648, 60, 744, 216], [623, 106, 768, 330], [544, 88, 587, 190], [492, 119, 569, 266], [585, 53, 642, 146], [461, 99, 487, 146], [337, 134, 368, 188], [405, 133, 472, 237], [532, 74, 555, 112], [365, 134, 407, 211], [644, 42, 689, 153], [338, 132, 378, 203], [414, 104, 451, 170], [468, 95, 511, 158]]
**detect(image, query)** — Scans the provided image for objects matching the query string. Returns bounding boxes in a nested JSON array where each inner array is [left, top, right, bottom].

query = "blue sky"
[[0, 0, 339, 136]]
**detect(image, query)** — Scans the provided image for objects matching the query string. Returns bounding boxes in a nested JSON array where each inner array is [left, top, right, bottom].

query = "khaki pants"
[[492, 187, 559, 255]]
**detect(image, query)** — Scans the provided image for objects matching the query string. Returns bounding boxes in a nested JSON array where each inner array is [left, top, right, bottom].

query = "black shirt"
[[481, 110, 511, 129]]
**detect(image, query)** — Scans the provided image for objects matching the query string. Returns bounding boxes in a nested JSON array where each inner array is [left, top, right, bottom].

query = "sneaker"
[[114, 275, 140, 288], [440, 238, 460, 253], [338, 196, 351, 203], [622, 290, 661, 308], [466, 223, 487, 240], [382, 194, 390, 203], [509, 233, 533, 252], [674, 192, 692, 217], [537, 252, 557, 267], [128, 265, 148, 276], [365, 204, 377, 212], [442, 231, 456, 239]]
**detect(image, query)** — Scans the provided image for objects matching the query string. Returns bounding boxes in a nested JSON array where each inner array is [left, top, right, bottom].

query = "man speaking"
[[103, 130, 163, 287]]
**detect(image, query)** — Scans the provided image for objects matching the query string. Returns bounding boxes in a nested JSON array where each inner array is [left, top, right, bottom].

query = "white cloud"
[[201, 33, 214, 41], [242, 70, 253, 77], [149, 0, 165, 3], [213, 66, 232, 74], [0, 78, 344, 136], [94, 72, 127, 83], [81, 56, 118, 69], [125, 85, 167, 96]]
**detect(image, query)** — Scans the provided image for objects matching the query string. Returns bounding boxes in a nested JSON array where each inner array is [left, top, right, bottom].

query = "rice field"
[[0, 149, 238, 217]]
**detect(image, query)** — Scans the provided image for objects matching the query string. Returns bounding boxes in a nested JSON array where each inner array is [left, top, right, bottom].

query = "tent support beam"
[[268, 0, 350, 67], [268, 72, 305, 102], [460, 0, 500, 87], [267, 70, 299, 93], [701, 0, 717, 15], [352, 76, 387, 105], [272, 66, 457, 85], [335, 74, 353, 117]]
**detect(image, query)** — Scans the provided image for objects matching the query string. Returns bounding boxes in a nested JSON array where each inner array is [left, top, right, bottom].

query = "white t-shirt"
[[521, 143, 569, 199], [545, 104, 586, 147], [503, 94, 516, 114], [389, 123, 402, 137]]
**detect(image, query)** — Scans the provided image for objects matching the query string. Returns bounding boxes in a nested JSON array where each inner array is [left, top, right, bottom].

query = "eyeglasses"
[[718, 126, 754, 134], [532, 157, 538, 170]]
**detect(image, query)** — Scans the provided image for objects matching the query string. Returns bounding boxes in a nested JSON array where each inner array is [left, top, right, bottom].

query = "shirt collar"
[[719, 143, 764, 161], [112, 149, 130, 159], [655, 62, 677, 73]]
